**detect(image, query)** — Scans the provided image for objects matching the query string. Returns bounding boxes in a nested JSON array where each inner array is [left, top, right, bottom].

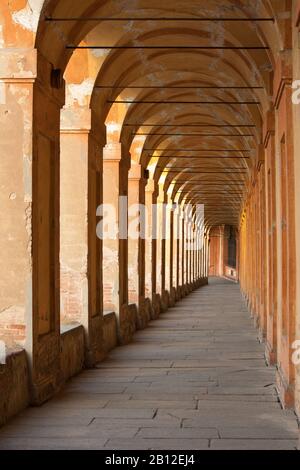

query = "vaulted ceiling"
[[35, 0, 286, 227]]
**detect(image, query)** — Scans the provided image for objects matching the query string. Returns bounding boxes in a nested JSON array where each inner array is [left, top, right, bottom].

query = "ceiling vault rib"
[[158, 166, 247, 169], [109, 100, 260, 104], [161, 170, 248, 173], [145, 149, 252, 152], [96, 86, 263, 90], [135, 133, 254, 137], [149, 155, 250, 160], [171, 183, 246, 185], [68, 46, 269, 50], [46, 17, 274, 22], [125, 124, 257, 127]]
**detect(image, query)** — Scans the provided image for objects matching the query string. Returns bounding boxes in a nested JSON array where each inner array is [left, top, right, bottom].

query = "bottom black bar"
[[1, 450, 299, 466]]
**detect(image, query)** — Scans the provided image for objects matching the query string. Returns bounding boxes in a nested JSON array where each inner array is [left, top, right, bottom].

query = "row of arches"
[[0, 0, 300, 427]]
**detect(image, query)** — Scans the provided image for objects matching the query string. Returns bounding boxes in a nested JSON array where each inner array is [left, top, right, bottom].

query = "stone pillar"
[[165, 196, 175, 305], [128, 164, 141, 305], [192, 215, 198, 284], [147, 181, 161, 317], [185, 207, 191, 288], [31, 54, 66, 403], [195, 225, 200, 282], [292, 3, 300, 418], [4, 50, 67, 404], [128, 163, 149, 327], [273, 52, 296, 407], [60, 107, 104, 365], [0, 48, 37, 347], [145, 180, 155, 299], [175, 203, 183, 297], [205, 234, 210, 278], [181, 204, 187, 292], [103, 143, 132, 343], [138, 171, 148, 321], [173, 203, 180, 297], [156, 185, 169, 310]]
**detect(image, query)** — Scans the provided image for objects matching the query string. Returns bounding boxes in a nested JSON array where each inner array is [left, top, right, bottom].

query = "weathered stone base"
[[119, 304, 138, 345], [0, 350, 29, 427], [136, 297, 152, 330], [151, 294, 161, 319], [265, 340, 277, 367], [161, 290, 170, 312], [169, 287, 176, 307], [60, 325, 85, 383], [103, 313, 118, 353], [245, 296, 295, 412], [276, 366, 295, 409]]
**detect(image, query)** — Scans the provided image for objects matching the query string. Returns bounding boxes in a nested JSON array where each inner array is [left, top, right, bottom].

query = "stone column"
[[145, 180, 155, 299], [9, 51, 66, 404], [195, 225, 200, 282], [60, 107, 104, 365], [165, 196, 175, 305], [128, 163, 150, 328], [103, 143, 132, 343], [138, 171, 149, 322], [128, 163, 141, 306], [179, 205, 184, 295], [0, 48, 37, 348], [187, 208, 193, 288], [146, 181, 160, 317], [172, 203, 180, 298], [205, 234, 210, 278], [31, 54, 66, 403], [292, 3, 300, 418], [156, 185, 169, 310], [181, 204, 187, 293], [273, 52, 296, 407]]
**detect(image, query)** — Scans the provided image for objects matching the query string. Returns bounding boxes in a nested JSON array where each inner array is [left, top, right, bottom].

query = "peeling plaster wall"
[[0, 81, 34, 343], [12, 1, 44, 33]]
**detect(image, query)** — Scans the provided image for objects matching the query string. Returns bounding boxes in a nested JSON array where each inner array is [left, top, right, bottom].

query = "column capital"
[[145, 179, 156, 194], [60, 107, 92, 134], [0, 48, 37, 82], [157, 184, 167, 204], [103, 142, 122, 162], [129, 163, 142, 181]]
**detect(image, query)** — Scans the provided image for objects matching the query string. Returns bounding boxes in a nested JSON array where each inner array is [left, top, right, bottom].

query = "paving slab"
[[210, 439, 298, 450]]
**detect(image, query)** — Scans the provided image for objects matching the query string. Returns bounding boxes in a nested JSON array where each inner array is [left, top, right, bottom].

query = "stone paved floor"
[[0, 278, 299, 450]]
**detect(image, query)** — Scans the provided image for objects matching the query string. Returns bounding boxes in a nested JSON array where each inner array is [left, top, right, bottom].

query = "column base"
[[169, 287, 177, 307], [31, 377, 59, 406], [161, 290, 170, 312], [151, 294, 161, 319], [118, 304, 137, 345], [276, 366, 295, 409], [85, 316, 106, 366], [265, 341, 277, 366], [136, 298, 152, 330], [30, 333, 61, 406]]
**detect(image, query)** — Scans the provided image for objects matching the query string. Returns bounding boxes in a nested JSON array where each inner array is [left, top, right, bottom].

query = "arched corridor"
[[1, 0, 300, 451]]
